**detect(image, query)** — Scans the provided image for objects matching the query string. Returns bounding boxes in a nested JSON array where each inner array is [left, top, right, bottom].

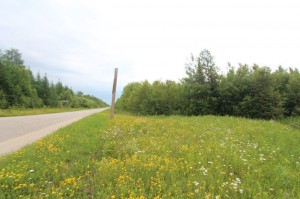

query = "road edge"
[[0, 108, 109, 156]]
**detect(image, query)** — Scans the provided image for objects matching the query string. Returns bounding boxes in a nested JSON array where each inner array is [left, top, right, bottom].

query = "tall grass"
[[0, 111, 299, 198], [279, 116, 300, 130]]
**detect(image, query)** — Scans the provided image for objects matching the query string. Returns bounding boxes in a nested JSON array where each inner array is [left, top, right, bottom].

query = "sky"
[[1, 0, 300, 103]]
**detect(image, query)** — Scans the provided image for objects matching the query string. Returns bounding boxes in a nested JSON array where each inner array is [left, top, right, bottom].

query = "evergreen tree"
[[239, 66, 284, 119], [48, 82, 59, 107], [286, 69, 300, 116], [217, 64, 239, 115], [0, 48, 106, 109], [1, 49, 24, 67], [182, 49, 219, 115]]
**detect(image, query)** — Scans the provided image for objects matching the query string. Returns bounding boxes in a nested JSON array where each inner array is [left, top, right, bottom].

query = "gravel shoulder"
[[0, 108, 109, 156]]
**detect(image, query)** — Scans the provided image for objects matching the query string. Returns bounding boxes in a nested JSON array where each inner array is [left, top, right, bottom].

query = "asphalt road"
[[0, 108, 109, 156]]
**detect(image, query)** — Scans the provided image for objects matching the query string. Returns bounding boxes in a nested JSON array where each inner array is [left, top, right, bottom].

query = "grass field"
[[0, 108, 87, 117], [0, 111, 299, 198], [280, 117, 300, 130]]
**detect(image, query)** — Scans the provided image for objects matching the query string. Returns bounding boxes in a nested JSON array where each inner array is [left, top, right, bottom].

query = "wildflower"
[[205, 192, 211, 199], [231, 178, 241, 190], [193, 181, 199, 186], [29, 170, 34, 173], [199, 166, 208, 175], [222, 182, 229, 187], [259, 155, 266, 161]]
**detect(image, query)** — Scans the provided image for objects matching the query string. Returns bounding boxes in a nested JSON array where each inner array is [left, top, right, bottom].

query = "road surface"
[[0, 108, 109, 156]]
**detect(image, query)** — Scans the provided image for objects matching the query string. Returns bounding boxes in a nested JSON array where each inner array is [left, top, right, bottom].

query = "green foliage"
[[0, 53, 39, 108], [73, 95, 108, 108], [238, 66, 284, 119], [115, 80, 183, 115], [0, 89, 8, 108], [0, 48, 108, 109], [286, 69, 300, 116], [182, 49, 220, 115], [116, 49, 300, 119], [1, 49, 24, 67]]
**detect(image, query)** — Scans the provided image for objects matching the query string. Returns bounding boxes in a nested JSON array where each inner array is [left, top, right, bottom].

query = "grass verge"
[[0, 111, 299, 198], [0, 108, 87, 117]]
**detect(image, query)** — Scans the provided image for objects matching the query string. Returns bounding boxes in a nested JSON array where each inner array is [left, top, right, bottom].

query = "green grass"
[[0, 111, 299, 198], [279, 116, 300, 130], [0, 107, 87, 117]]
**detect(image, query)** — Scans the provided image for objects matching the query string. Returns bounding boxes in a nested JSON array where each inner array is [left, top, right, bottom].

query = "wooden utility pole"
[[110, 68, 118, 119]]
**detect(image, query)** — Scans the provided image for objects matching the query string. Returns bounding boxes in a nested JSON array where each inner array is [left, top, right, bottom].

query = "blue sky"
[[1, 0, 300, 103]]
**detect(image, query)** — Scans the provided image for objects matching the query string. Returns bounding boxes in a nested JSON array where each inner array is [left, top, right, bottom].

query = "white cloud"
[[1, 0, 300, 102]]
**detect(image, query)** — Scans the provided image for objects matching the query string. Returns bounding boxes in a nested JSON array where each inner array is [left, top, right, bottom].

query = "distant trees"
[[286, 69, 300, 115], [0, 49, 39, 108], [215, 64, 285, 119], [116, 49, 300, 119], [0, 48, 108, 109], [115, 80, 183, 115]]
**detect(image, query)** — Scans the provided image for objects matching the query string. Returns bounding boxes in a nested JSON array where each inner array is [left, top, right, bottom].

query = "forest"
[[116, 49, 300, 119], [0, 49, 108, 109]]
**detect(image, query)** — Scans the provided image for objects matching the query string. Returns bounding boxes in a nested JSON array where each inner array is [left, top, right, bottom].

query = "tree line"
[[116, 49, 300, 119], [0, 49, 108, 109]]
